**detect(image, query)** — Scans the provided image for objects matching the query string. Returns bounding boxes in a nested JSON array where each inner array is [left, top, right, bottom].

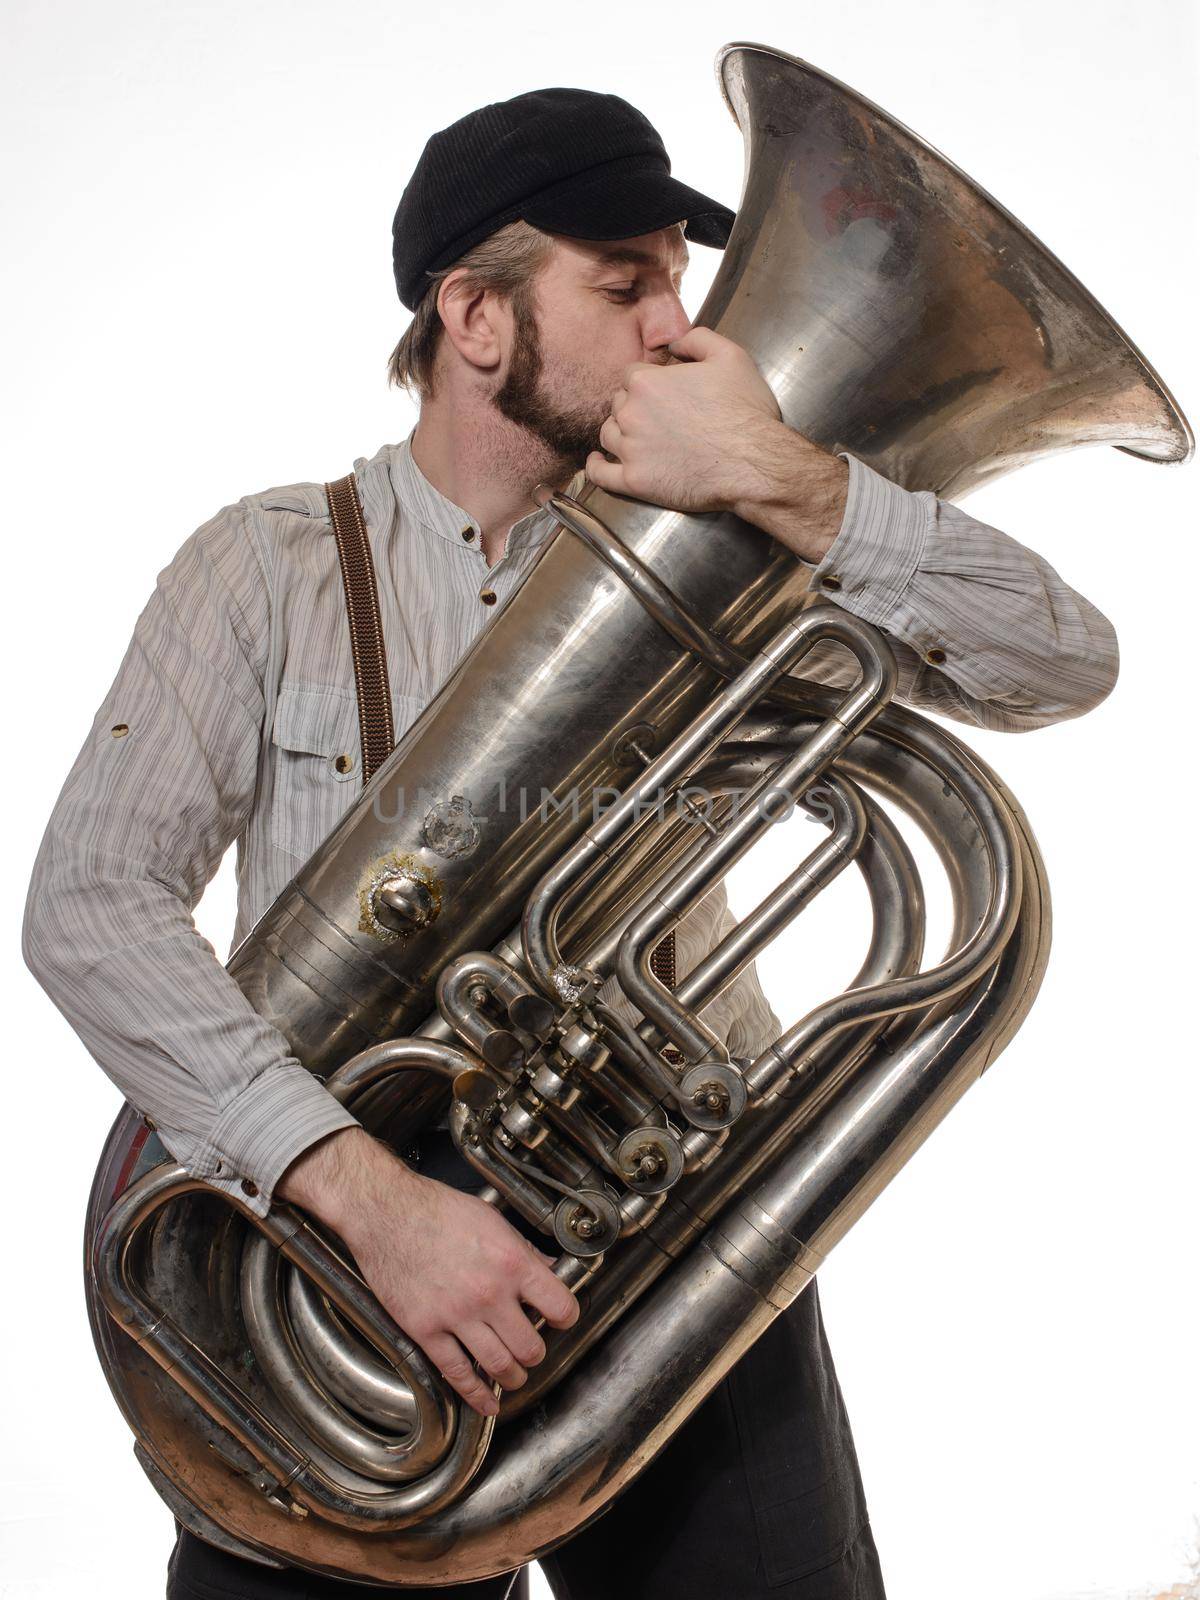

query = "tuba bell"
[[83, 41, 1192, 1585]]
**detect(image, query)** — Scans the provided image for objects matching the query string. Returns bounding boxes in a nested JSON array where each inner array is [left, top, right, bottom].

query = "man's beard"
[[491, 301, 608, 469]]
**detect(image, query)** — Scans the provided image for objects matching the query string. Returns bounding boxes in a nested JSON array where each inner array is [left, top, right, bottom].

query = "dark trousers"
[[168, 1135, 885, 1600]]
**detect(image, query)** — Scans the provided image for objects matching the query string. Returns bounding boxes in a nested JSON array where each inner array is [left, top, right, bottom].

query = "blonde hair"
[[387, 220, 556, 400]]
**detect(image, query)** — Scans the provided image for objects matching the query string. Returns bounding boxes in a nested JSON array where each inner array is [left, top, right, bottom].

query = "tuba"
[[84, 42, 1191, 1585]]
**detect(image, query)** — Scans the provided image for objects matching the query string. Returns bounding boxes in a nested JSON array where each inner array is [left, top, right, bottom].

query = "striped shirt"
[[23, 433, 1118, 1216]]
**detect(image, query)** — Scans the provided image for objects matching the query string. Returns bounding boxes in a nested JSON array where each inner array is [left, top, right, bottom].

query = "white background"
[[3, 1, 1197, 1597]]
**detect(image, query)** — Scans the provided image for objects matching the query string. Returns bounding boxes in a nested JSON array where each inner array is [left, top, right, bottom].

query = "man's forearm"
[[728, 416, 850, 562], [756, 449, 1119, 731], [724, 419, 1118, 730], [277, 1125, 417, 1234], [23, 807, 361, 1219]]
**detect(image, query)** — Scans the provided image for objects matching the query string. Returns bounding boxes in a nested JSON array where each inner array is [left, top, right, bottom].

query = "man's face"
[[492, 226, 692, 467]]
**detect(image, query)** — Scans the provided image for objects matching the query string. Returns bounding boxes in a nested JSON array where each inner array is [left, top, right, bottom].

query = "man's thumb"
[[667, 326, 723, 362]]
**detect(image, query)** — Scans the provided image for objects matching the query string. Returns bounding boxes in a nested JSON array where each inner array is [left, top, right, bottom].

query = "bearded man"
[[24, 86, 1118, 1600]]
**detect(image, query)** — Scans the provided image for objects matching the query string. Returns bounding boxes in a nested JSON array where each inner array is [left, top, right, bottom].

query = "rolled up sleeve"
[[22, 501, 357, 1217], [800, 453, 1119, 732]]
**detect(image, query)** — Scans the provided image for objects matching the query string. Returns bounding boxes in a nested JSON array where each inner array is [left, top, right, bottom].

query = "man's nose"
[[643, 290, 692, 355]]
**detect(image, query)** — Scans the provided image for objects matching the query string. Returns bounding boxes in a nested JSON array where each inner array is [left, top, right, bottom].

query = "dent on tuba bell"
[[83, 40, 1191, 1586]]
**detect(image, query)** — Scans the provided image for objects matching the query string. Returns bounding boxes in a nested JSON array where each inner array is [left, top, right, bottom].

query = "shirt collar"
[[388, 430, 559, 553]]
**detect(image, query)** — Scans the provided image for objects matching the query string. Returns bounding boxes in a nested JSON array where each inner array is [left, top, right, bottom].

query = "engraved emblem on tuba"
[[83, 42, 1191, 1584]]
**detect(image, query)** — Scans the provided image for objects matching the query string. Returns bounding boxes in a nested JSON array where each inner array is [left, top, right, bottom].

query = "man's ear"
[[436, 271, 506, 373]]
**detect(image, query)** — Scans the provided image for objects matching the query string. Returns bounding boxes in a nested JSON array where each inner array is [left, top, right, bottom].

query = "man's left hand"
[[584, 327, 850, 563]]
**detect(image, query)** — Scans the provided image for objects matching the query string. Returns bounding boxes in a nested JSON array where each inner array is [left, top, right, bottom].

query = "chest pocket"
[[269, 683, 364, 862], [270, 683, 429, 863]]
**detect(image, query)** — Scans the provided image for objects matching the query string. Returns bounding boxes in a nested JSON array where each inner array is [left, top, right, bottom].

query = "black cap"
[[392, 87, 735, 311]]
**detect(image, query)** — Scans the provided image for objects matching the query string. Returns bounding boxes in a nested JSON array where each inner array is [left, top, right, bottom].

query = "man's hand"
[[584, 326, 850, 564], [277, 1127, 579, 1417], [585, 327, 782, 514]]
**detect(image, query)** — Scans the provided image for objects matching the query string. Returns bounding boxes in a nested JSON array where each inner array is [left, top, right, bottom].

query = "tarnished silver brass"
[[83, 41, 1190, 1585]]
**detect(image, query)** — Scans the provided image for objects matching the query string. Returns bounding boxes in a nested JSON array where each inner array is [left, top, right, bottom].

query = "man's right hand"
[[276, 1126, 579, 1416]]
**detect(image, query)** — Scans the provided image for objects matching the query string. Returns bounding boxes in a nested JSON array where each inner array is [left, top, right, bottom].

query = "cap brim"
[[520, 163, 735, 250]]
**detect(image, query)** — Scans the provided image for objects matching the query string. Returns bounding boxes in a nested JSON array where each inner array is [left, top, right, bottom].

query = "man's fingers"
[[610, 385, 629, 417], [462, 1322, 528, 1392], [489, 1304, 547, 1372], [521, 1261, 581, 1331], [621, 358, 657, 387], [424, 1333, 500, 1417], [667, 325, 723, 362], [585, 450, 625, 494], [598, 415, 622, 455]]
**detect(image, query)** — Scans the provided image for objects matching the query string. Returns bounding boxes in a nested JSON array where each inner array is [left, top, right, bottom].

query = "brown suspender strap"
[[651, 926, 680, 1063], [324, 468, 677, 997], [649, 931, 677, 995], [325, 473, 395, 785]]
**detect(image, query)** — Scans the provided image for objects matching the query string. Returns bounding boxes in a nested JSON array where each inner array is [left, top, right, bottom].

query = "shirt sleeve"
[[793, 452, 1120, 732], [22, 500, 358, 1218]]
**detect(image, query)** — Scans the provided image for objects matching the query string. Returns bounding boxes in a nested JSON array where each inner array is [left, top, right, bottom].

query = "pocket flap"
[[271, 684, 357, 758]]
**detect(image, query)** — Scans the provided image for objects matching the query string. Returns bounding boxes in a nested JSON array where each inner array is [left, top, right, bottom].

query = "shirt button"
[[333, 753, 354, 775], [925, 646, 947, 665], [111, 723, 130, 738], [240, 1178, 259, 1198], [480, 590, 497, 606], [461, 526, 476, 543], [819, 575, 842, 592]]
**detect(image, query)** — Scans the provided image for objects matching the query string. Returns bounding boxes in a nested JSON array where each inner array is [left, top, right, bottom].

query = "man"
[[24, 87, 1117, 1600]]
